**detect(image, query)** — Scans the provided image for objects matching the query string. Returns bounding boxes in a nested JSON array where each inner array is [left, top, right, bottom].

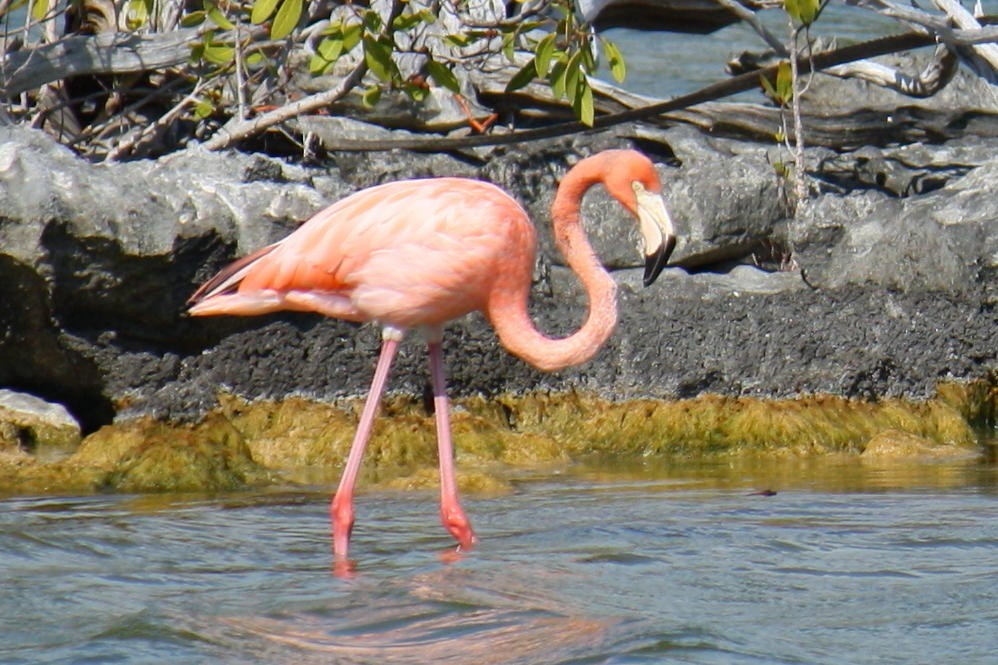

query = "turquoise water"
[[2, 459, 996, 664], [604, 2, 998, 98]]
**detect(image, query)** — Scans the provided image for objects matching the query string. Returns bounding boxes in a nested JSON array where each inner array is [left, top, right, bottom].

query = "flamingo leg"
[[331, 329, 402, 561], [427, 335, 476, 551]]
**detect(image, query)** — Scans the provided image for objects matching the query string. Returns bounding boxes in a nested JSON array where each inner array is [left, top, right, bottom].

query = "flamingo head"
[[602, 150, 677, 287]]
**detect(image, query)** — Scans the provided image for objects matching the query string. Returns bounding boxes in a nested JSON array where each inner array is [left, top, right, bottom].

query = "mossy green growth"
[[934, 374, 997, 430], [0, 413, 271, 496], [0, 379, 991, 496]]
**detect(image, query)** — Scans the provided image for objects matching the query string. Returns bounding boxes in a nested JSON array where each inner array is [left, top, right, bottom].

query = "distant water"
[[603, 2, 998, 98], [3, 457, 996, 665]]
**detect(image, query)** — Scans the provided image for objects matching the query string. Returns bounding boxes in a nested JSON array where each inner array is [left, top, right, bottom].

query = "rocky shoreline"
[[1, 120, 995, 493]]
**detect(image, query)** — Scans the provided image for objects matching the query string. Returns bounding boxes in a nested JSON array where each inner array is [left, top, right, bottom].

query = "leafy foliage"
[[1, 0, 630, 156], [498, 0, 626, 126]]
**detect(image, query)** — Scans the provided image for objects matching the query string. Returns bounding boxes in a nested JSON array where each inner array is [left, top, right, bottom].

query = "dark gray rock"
[[0, 124, 994, 432]]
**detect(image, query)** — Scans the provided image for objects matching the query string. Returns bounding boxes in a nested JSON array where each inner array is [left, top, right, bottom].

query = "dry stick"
[[713, 0, 787, 55], [105, 79, 208, 162], [788, 21, 808, 210], [297, 31, 939, 153], [198, 56, 368, 152]]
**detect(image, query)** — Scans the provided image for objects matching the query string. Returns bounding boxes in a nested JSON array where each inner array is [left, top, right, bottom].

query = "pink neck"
[[487, 162, 618, 372]]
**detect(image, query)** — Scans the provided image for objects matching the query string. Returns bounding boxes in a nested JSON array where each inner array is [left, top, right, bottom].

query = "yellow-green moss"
[[0, 379, 992, 496]]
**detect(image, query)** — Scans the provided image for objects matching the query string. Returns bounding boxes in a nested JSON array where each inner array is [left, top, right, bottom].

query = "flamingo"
[[188, 149, 677, 562]]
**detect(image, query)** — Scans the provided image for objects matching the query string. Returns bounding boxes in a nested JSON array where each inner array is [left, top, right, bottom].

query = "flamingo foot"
[[441, 504, 477, 552], [330, 491, 354, 561]]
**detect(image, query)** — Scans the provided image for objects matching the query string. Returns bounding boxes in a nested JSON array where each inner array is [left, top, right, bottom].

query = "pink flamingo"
[[188, 149, 676, 562]]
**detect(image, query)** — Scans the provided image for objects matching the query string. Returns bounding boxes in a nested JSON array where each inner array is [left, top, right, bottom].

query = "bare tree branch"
[[197, 56, 370, 152]]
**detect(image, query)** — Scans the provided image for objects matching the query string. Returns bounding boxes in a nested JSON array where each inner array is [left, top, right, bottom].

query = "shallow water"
[[2, 457, 996, 664]]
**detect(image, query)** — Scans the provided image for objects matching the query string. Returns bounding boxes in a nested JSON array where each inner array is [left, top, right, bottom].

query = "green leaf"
[[427, 60, 461, 94], [361, 85, 382, 108], [206, 1, 234, 30], [309, 36, 343, 75], [393, 11, 426, 31], [180, 11, 206, 27], [502, 30, 515, 63], [580, 40, 596, 72], [363, 37, 395, 82], [194, 99, 215, 119], [572, 78, 594, 126], [30, 0, 47, 21], [549, 56, 569, 98], [761, 61, 793, 106], [602, 38, 626, 83], [342, 22, 363, 52], [776, 60, 793, 102], [784, 0, 820, 25], [270, 0, 302, 40], [534, 33, 556, 78], [563, 50, 583, 101], [404, 81, 428, 102], [362, 9, 381, 32], [505, 58, 537, 93], [203, 42, 235, 66], [250, 0, 279, 24], [245, 52, 264, 66], [125, 0, 151, 30], [444, 33, 474, 48], [317, 35, 343, 61], [760, 74, 778, 101], [309, 54, 329, 75]]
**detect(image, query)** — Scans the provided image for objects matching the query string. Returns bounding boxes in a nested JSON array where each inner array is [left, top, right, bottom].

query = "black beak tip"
[[643, 235, 676, 287]]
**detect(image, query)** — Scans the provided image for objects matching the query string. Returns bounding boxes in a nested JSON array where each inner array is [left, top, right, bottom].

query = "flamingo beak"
[[635, 185, 676, 287]]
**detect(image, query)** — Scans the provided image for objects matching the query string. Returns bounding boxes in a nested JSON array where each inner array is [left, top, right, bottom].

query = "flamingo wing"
[[189, 178, 536, 328]]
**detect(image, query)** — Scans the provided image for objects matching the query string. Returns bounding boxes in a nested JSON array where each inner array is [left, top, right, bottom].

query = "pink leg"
[[331, 330, 402, 561], [427, 337, 476, 551]]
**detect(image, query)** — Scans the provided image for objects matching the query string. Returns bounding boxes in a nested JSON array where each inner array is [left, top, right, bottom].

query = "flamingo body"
[[189, 149, 677, 563], [190, 178, 537, 329]]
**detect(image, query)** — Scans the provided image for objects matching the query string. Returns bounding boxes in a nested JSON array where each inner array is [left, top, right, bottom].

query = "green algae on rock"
[[0, 415, 272, 496], [0, 380, 992, 496]]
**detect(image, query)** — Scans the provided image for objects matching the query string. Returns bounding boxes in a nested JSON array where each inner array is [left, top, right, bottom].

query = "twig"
[[714, 0, 787, 54], [198, 56, 369, 152], [234, 20, 247, 121], [788, 21, 808, 210], [198, 0, 405, 152], [105, 79, 208, 162]]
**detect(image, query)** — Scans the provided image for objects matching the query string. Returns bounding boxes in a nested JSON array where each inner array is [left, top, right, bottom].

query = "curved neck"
[[487, 164, 618, 372]]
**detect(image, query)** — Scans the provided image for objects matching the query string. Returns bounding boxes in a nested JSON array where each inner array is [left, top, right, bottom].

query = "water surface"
[[604, 1, 998, 98], [2, 457, 996, 664]]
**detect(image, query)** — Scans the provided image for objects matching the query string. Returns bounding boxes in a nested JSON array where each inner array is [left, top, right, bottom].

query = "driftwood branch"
[[308, 30, 944, 151], [1, 30, 196, 97], [729, 38, 962, 98]]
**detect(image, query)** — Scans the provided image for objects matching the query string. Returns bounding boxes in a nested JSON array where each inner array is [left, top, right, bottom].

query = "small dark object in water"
[[748, 489, 778, 497]]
